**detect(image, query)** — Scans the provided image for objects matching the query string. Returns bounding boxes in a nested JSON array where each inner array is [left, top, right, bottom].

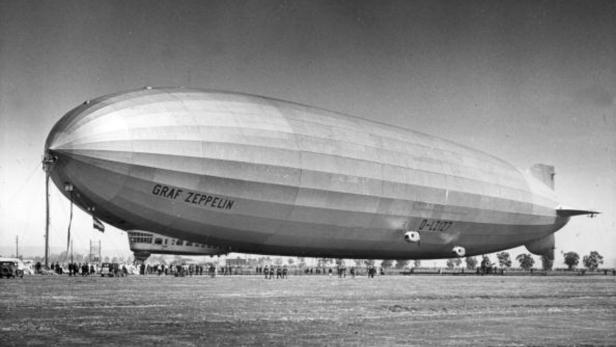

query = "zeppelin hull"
[[46, 88, 567, 259]]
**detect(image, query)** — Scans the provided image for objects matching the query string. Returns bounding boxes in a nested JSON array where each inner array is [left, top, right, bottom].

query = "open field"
[[1, 275, 615, 346]]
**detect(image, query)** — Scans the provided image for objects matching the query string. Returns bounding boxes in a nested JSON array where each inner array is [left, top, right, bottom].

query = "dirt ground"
[[0, 274, 614, 346]]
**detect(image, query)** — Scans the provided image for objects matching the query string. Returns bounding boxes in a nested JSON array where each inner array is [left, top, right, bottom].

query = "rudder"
[[530, 164, 555, 190]]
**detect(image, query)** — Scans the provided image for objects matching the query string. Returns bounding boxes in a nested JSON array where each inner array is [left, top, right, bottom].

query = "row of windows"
[[129, 235, 153, 243], [130, 234, 208, 248]]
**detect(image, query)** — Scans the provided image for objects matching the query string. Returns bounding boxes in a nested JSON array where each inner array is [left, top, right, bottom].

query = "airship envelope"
[[44, 87, 595, 259]]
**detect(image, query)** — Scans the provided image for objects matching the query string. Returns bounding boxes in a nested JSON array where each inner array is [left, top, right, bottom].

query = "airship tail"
[[527, 164, 600, 217], [525, 207, 600, 260]]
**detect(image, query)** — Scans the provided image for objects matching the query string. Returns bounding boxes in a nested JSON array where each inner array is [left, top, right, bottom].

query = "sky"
[[1, 0, 615, 266]]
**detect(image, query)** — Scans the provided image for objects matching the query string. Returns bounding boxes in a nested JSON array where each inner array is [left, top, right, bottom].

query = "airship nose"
[[44, 102, 81, 176], [43, 96, 133, 221], [45, 100, 94, 152], [43, 96, 120, 193]]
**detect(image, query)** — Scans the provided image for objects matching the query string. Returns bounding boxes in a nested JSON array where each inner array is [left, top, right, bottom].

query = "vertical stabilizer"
[[530, 164, 555, 190], [525, 233, 555, 260]]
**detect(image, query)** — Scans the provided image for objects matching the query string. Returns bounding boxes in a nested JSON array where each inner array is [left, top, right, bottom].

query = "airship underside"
[[44, 88, 589, 259]]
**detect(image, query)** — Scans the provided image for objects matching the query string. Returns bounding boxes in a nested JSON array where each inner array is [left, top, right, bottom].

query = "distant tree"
[[149, 255, 166, 265], [516, 253, 535, 270], [148, 255, 162, 264], [274, 258, 283, 266], [465, 256, 478, 270], [582, 251, 604, 271], [335, 258, 345, 267], [563, 252, 580, 270], [104, 256, 110, 263], [395, 259, 409, 269], [541, 256, 553, 271], [287, 258, 295, 266], [413, 259, 421, 268], [496, 252, 512, 269], [480, 256, 492, 271], [354, 259, 364, 267], [446, 258, 462, 268], [381, 259, 393, 268], [364, 259, 375, 267], [318, 258, 332, 267]]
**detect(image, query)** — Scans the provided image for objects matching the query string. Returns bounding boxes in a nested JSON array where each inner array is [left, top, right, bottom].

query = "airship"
[[43, 87, 596, 260]]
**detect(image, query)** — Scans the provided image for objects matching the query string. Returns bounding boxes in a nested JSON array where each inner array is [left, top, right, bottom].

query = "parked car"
[[0, 260, 24, 278], [99, 263, 123, 277]]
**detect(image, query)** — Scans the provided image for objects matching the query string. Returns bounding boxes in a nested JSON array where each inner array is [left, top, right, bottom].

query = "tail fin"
[[525, 233, 555, 260], [556, 208, 600, 218], [530, 164, 555, 190]]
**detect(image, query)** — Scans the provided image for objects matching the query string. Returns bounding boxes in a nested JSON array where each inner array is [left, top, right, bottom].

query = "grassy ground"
[[1, 275, 614, 346]]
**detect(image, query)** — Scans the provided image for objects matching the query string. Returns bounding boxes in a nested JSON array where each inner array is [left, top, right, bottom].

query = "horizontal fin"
[[556, 209, 600, 218]]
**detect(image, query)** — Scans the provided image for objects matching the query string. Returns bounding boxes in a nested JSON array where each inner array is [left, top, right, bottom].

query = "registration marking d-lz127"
[[418, 219, 453, 232]]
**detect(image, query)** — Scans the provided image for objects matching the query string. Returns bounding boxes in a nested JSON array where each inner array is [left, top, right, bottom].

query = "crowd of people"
[[34, 261, 97, 276], [255, 265, 383, 278], [67, 263, 96, 276], [29, 261, 388, 279], [135, 264, 385, 279], [259, 265, 288, 279], [139, 263, 218, 277], [25, 260, 616, 278]]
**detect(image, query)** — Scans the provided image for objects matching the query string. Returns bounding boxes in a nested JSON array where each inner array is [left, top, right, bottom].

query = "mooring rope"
[[66, 190, 73, 254]]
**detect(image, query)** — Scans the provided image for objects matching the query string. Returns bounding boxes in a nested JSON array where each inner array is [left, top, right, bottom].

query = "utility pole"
[[15, 235, 18, 259], [45, 171, 50, 268], [42, 153, 55, 269]]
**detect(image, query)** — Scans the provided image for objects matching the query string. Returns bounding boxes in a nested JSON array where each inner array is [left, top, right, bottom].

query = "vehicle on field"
[[0, 257, 29, 275], [0, 259, 24, 278], [99, 262, 121, 277]]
